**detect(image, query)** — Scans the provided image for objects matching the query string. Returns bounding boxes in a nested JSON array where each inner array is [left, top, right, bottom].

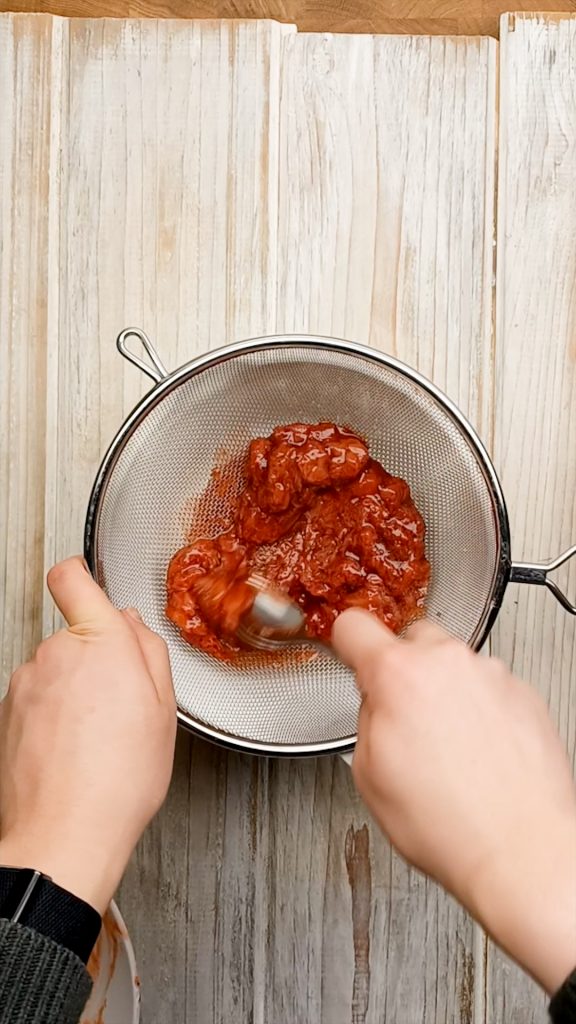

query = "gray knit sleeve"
[[0, 918, 92, 1024]]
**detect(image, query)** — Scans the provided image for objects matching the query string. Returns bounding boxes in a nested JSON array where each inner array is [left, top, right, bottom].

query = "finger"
[[403, 619, 451, 645], [332, 608, 397, 671], [350, 699, 377, 788], [47, 557, 119, 629], [355, 692, 372, 744], [121, 610, 176, 708]]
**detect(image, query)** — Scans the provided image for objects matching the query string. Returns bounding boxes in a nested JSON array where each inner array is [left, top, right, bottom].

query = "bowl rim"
[[82, 900, 140, 1024]]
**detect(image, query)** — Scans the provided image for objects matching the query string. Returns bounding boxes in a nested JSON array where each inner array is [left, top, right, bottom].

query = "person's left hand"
[[0, 557, 177, 914]]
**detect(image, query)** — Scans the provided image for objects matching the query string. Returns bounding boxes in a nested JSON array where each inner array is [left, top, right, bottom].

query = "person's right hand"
[[332, 610, 576, 995], [0, 557, 177, 915]]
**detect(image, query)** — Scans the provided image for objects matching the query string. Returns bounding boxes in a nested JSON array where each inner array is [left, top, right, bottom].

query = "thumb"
[[47, 556, 119, 628], [332, 608, 397, 676]]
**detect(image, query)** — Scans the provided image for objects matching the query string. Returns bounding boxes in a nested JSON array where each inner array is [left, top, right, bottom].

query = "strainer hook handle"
[[510, 544, 576, 615], [117, 328, 169, 383]]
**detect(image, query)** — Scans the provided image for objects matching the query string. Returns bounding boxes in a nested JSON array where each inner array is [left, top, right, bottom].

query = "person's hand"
[[333, 610, 576, 994], [0, 557, 177, 914]]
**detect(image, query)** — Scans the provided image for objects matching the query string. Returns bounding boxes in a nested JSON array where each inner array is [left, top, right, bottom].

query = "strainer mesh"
[[93, 344, 500, 750]]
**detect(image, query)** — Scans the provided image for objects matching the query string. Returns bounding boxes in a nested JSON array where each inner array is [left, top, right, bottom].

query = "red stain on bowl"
[[83, 909, 127, 1024]]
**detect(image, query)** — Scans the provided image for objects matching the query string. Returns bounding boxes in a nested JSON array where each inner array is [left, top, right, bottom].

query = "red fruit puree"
[[166, 422, 430, 662]]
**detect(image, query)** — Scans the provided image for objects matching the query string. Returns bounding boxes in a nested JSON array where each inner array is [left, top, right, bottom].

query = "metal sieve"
[[85, 330, 576, 757]]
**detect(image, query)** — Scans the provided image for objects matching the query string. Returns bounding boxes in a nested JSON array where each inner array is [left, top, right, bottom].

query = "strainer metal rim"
[[84, 333, 512, 757]]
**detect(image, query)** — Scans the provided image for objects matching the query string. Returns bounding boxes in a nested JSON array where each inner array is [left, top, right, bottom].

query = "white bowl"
[[82, 900, 140, 1024]]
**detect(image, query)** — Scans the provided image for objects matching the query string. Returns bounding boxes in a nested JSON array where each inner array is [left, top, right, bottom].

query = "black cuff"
[[0, 867, 101, 964], [550, 967, 576, 1023]]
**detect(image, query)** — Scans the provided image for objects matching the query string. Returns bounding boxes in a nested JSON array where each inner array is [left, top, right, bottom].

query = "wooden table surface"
[[1, 0, 573, 37], [1, 0, 576, 37], [1, 10, 575, 1024]]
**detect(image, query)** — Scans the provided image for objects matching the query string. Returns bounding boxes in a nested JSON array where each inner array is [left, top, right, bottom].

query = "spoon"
[[236, 575, 333, 656]]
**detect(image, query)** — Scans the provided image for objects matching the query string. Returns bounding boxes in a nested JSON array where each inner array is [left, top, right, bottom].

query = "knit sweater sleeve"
[[0, 917, 92, 1024]]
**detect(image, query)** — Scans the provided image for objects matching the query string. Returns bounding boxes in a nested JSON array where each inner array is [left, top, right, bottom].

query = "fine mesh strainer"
[[85, 330, 576, 757]]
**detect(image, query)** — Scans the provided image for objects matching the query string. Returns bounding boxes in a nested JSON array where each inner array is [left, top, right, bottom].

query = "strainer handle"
[[510, 544, 576, 615], [117, 328, 169, 383]]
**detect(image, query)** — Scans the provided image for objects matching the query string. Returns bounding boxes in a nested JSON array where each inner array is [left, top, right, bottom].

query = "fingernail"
[[125, 607, 143, 622]]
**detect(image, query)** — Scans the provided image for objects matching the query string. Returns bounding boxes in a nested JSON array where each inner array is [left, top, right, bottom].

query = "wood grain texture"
[[487, 13, 576, 1022], [274, 30, 498, 1022], [277, 30, 497, 459], [0, 14, 56, 694], [0, 13, 502, 1023], [117, 32, 498, 1024], [42, 14, 291, 632], [2, 0, 576, 40], [3, 11, 570, 1024], [264, 759, 478, 1024], [32, 18, 289, 1024]]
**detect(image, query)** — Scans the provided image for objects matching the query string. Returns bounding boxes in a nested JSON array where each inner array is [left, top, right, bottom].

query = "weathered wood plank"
[[43, 16, 292, 625], [0, 14, 60, 694], [275, 31, 498, 1023], [487, 13, 576, 1022], [1, 15, 529, 1024], [36, 17, 289, 1024], [277, 31, 497, 436], [264, 757, 479, 1024]]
